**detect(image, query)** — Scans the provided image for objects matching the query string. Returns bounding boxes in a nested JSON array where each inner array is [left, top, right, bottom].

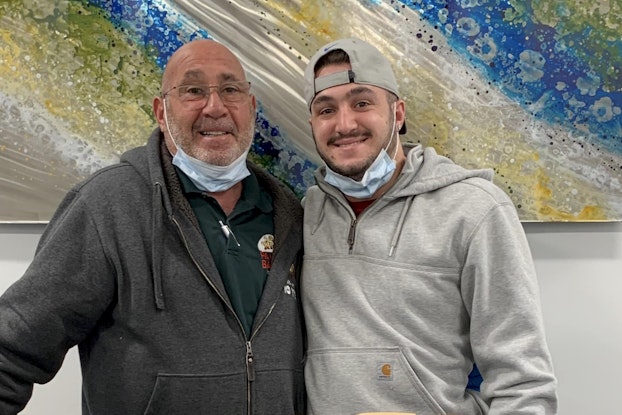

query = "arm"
[[461, 202, 558, 414], [0, 189, 116, 414]]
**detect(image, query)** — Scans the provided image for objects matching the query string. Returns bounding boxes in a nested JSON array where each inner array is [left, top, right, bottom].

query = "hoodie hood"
[[119, 129, 173, 310], [393, 143, 493, 197], [308, 143, 495, 258], [120, 128, 303, 312]]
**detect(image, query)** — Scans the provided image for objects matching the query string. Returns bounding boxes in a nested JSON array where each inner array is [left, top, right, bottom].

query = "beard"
[[314, 110, 397, 182], [317, 131, 377, 181], [165, 100, 255, 166]]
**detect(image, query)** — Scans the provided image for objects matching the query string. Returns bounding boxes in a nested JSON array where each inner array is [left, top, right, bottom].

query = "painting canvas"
[[1, 0, 620, 222]]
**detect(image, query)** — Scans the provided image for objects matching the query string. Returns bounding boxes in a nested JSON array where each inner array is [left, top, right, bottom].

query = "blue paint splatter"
[[394, 0, 621, 154]]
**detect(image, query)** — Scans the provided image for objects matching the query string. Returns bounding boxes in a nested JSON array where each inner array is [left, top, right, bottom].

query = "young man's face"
[[309, 62, 404, 181]]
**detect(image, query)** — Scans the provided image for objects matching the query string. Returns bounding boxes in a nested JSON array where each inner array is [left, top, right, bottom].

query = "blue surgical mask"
[[164, 99, 251, 192], [172, 145, 250, 192], [324, 149, 396, 199], [323, 104, 399, 199]]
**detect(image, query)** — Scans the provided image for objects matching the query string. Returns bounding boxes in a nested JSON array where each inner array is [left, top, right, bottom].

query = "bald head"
[[161, 39, 248, 94]]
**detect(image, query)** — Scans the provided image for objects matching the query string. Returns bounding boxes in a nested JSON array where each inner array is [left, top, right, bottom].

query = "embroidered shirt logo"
[[257, 234, 274, 270], [377, 362, 394, 381]]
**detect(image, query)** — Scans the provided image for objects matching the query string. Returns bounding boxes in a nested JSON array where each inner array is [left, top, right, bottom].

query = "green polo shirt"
[[176, 167, 274, 337]]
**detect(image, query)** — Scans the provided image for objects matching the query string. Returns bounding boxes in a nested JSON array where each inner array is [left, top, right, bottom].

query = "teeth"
[[200, 131, 227, 136], [337, 141, 360, 147]]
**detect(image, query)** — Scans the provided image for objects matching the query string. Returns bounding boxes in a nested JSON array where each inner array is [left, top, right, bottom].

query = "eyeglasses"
[[162, 81, 251, 108]]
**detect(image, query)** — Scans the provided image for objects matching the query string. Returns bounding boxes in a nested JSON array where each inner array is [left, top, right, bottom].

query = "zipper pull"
[[348, 218, 357, 251], [246, 341, 255, 382]]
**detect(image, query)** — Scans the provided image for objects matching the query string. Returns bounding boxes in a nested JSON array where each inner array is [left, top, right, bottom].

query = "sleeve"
[[461, 201, 558, 415], [0, 189, 116, 414]]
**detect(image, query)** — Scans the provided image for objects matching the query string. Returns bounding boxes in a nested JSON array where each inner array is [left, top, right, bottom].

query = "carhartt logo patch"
[[377, 362, 394, 381]]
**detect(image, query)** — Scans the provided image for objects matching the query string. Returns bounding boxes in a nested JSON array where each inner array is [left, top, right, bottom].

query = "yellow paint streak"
[[534, 176, 553, 201], [0, 0, 160, 158], [538, 204, 606, 221], [295, 1, 338, 40], [533, 170, 608, 221]]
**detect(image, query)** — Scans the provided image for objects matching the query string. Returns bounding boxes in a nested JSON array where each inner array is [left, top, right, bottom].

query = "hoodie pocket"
[[305, 347, 445, 415], [143, 372, 246, 414]]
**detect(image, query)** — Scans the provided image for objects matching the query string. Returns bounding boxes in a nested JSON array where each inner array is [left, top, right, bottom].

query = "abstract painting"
[[1, 0, 620, 222]]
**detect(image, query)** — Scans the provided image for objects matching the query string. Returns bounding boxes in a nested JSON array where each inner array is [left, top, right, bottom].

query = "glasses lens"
[[176, 82, 250, 108]]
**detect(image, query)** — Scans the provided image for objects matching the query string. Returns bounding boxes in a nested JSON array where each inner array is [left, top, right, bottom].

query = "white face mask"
[[163, 99, 250, 192], [323, 104, 399, 199]]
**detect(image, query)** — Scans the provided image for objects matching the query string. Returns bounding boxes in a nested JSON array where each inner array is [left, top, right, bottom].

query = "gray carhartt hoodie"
[[302, 143, 557, 415]]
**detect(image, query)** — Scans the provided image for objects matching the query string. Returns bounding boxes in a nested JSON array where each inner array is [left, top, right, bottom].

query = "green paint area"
[[509, 0, 622, 92], [0, 0, 161, 156]]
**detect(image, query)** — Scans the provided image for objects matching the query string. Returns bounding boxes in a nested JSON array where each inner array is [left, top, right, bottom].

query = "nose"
[[334, 106, 358, 136], [201, 88, 228, 118]]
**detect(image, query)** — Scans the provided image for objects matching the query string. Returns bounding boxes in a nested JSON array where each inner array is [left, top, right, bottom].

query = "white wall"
[[0, 224, 81, 415], [1, 222, 621, 414]]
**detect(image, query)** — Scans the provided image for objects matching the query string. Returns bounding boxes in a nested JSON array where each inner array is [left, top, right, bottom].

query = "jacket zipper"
[[245, 295, 278, 414], [245, 341, 255, 381], [172, 217, 281, 415], [245, 340, 255, 414], [172, 217, 254, 412]]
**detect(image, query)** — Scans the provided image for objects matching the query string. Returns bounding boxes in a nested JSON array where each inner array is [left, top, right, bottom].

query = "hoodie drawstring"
[[310, 194, 328, 235], [152, 182, 167, 310]]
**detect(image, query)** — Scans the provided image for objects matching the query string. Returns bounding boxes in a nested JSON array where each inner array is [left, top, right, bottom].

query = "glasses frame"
[[161, 81, 252, 108]]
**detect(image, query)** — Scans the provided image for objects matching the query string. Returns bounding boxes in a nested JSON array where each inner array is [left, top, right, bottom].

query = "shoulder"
[[60, 152, 151, 223], [300, 184, 324, 210], [458, 176, 514, 206], [76, 159, 147, 196]]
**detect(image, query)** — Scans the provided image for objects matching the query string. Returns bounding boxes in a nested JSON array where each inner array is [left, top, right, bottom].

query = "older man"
[[0, 40, 305, 414]]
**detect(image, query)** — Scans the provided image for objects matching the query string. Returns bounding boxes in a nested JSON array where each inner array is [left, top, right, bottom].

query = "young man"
[[0, 40, 305, 414], [301, 37, 557, 415]]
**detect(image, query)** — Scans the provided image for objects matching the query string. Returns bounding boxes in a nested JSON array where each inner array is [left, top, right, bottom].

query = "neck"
[[205, 181, 243, 216]]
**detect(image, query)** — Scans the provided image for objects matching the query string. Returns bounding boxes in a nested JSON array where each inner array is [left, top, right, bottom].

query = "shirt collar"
[[175, 166, 273, 214]]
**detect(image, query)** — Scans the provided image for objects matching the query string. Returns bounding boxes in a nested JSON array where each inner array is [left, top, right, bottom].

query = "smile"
[[331, 136, 368, 147]]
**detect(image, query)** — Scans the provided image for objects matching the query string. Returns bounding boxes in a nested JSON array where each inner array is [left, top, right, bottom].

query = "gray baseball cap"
[[304, 37, 405, 133]]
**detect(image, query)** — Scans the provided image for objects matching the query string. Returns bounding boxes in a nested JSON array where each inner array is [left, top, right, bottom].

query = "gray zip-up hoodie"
[[0, 129, 305, 414], [301, 144, 557, 415]]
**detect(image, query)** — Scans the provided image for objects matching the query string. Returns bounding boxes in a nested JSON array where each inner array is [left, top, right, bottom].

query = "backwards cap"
[[303, 37, 405, 133]]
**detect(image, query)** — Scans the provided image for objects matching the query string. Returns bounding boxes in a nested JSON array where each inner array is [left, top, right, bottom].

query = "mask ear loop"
[[385, 102, 399, 160], [162, 98, 181, 152]]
